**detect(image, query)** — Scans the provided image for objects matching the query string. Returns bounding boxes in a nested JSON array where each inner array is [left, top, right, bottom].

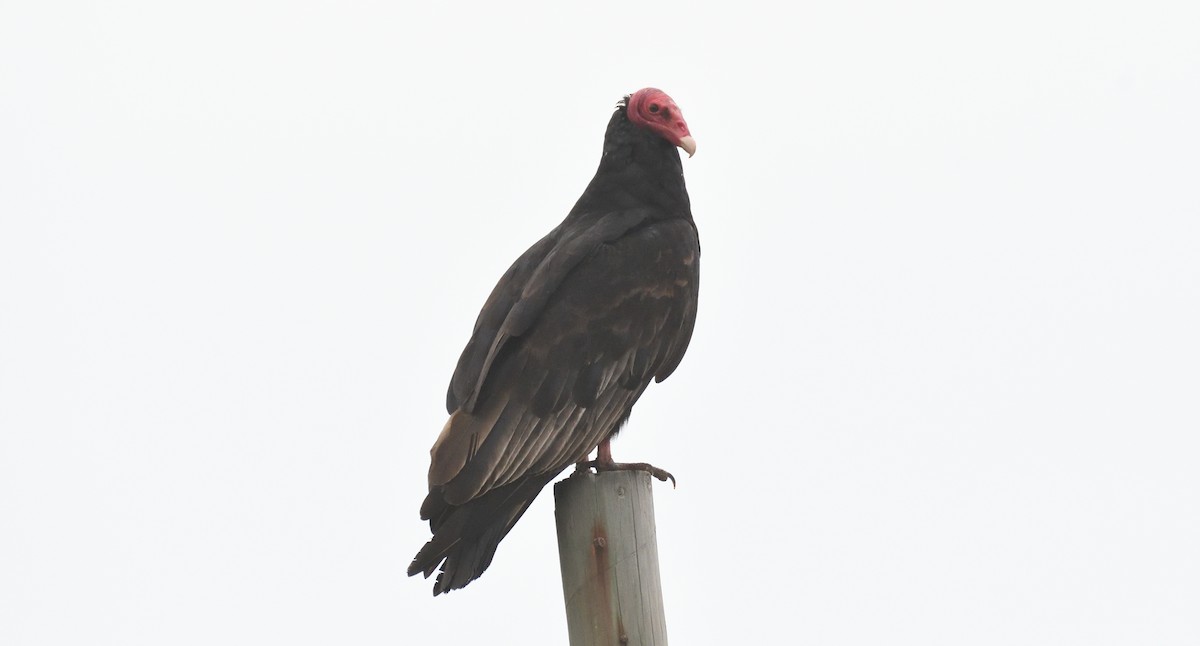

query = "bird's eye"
[[649, 104, 660, 113]]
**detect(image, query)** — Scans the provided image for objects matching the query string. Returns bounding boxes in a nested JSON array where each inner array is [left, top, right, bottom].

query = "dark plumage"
[[408, 88, 700, 595]]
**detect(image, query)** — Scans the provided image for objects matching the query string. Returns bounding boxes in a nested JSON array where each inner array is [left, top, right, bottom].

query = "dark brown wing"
[[446, 209, 655, 414], [411, 216, 699, 593], [430, 215, 698, 499]]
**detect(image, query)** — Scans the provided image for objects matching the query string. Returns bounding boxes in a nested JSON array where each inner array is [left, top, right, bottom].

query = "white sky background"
[[2, 1, 1198, 644]]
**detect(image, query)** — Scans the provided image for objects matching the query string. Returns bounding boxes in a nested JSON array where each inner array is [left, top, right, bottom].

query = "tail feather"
[[408, 471, 558, 595]]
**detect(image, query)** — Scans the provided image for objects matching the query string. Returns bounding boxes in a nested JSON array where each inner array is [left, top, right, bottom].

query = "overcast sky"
[[2, 1, 1198, 644]]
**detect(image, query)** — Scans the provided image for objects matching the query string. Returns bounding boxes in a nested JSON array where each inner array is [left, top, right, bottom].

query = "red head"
[[626, 88, 696, 157]]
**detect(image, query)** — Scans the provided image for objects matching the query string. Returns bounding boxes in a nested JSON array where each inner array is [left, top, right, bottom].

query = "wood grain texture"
[[555, 470, 668, 646]]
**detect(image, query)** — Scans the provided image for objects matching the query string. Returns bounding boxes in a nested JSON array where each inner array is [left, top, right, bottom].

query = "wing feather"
[[430, 216, 699, 513], [447, 210, 654, 413]]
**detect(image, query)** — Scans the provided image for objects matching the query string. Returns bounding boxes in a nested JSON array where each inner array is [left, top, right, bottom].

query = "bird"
[[408, 88, 700, 595]]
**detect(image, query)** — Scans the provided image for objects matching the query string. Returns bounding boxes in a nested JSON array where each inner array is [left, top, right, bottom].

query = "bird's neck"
[[571, 126, 691, 219]]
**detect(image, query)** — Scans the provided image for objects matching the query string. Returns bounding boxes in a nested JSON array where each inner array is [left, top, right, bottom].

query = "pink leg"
[[597, 437, 614, 464]]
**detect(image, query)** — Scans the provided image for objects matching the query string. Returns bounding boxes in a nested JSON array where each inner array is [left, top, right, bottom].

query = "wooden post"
[[554, 470, 668, 646]]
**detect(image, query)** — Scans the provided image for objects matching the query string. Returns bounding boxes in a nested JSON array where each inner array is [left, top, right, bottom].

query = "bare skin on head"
[[626, 87, 696, 157]]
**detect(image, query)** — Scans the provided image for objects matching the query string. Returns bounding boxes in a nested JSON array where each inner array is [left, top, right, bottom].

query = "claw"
[[575, 459, 676, 488]]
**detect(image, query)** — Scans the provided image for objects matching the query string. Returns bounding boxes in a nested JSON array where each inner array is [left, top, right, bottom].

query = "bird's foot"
[[575, 458, 676, 488]]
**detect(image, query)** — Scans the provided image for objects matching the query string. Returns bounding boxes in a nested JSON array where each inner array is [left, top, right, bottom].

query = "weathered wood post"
[[554, 470, 668, 646]]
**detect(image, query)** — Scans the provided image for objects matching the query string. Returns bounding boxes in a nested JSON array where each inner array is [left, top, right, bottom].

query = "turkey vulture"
[[408, 88, 700, 595]]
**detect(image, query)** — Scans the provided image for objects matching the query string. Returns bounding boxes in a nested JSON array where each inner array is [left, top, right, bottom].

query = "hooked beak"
[[678, 135, 696, 158]]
